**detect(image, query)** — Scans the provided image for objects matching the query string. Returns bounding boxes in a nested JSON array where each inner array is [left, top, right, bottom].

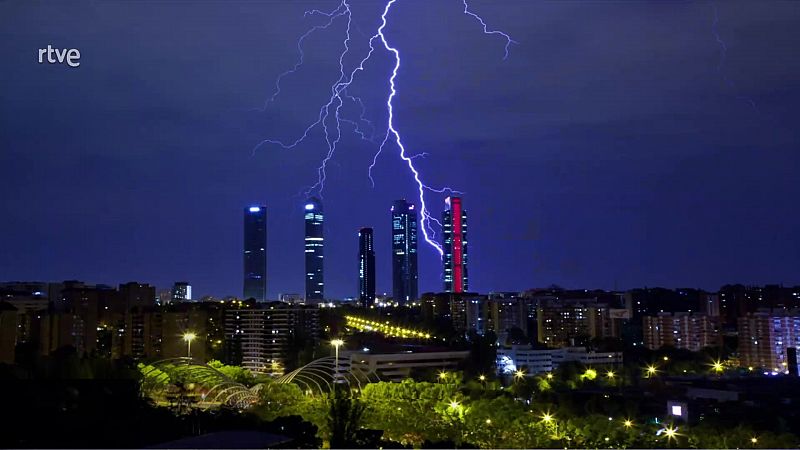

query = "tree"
[[328, 389, 367, 448]]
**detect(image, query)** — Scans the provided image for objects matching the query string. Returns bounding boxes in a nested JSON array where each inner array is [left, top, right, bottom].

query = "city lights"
[[183, 332, 196, 358], [645, 365, 658, 377], [344, 315, 434, 340]]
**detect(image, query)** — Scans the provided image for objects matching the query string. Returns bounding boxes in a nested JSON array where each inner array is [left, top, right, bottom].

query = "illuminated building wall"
[[443, 196, 468, 293], [642, 312, 720, 351], [536, 299, 619, 347], [171, 281, 192, 303], [358, 227, 376, 307], [391, 199, 418, 304], [304, 198, 324, 302], [449, 293, 487, 334], [739, 312, 800, 372], [224, 302, 320, 374], [243, 206, 267, 301]]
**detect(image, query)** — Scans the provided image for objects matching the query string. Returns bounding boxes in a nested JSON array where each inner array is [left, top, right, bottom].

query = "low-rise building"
[[345, 349, 471, 381], [497, 345, 623, 376]]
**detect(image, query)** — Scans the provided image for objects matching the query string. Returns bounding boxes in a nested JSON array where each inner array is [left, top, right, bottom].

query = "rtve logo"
[[38, 45, 81, 68]]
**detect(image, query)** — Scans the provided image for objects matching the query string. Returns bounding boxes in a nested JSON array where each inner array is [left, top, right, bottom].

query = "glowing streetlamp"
[[606, 370, 615, 379], [546, 372, 554, 380], [623, 419, 633, 428], [751, 437, 758, 445], [438, 371, 448, 381], [183, 332, 196, 358], [541, 412, 554, 424], [711, 360, 724, 374], [514, 369, 525, 380], [478, 374, 486, 382], [645, 365, 658, 378], [331, 338, 344, 388]]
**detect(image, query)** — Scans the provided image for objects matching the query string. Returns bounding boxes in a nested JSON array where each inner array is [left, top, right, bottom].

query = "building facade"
[[536, 299, 620, 347], [345, 349, 470, 382], [358, 227, 376, 307], [497, 345, 623, 376], [304, 198, 324, 302], [243, 205, 267, 301], [224, 302, 320, 374], [642, 312, 721, 351], [442, 196, 468, 293], [171, 282, 192, 303], [738, 311, 800, 372], [391, 200, 418, 304]]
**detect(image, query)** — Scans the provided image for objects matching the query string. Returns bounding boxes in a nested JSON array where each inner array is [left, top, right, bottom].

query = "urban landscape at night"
[[2, 0, 799, 449]]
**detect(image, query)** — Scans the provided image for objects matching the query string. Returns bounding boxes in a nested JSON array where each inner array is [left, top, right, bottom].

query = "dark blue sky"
[[1, 1, 798, 299]]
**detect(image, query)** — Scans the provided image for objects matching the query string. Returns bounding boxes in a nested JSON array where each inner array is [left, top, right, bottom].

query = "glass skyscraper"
[[391, 199, 418, 304], [443, 196, 468, 292], [358, 227, 376, 307], [243, 206, 267, 301], [304, 197, 324, 302]]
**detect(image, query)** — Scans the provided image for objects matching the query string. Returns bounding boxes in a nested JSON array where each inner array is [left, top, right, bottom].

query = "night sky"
[[1, 1, 798, 299]]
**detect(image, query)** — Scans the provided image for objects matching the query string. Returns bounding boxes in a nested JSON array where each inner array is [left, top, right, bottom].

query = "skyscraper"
[[243, 206, 267, 301], [358, 227, 376, 307], [443, 196, 468, 292], [391, 199, 418, 304], [304, 198, 324, 302]]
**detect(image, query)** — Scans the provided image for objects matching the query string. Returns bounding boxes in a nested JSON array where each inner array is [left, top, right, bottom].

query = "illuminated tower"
[[304, 198, 324, 302], [391, 200, 418, 304], [243, 206, 267, 301], [358, 227, 376, 307], [443, 196, 468, 292]]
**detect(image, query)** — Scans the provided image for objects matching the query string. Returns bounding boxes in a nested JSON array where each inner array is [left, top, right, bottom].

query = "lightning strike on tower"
[[254, 0, 515, 257]]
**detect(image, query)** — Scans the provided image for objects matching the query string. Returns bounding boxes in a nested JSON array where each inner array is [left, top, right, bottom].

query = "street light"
[[183, 332, 196, 358], [623, 419, 633, 428], [711, 360, 724, 374], [331, 338, 344, 387], [645, 365, 658, 378], [514, 369, 525, 380]]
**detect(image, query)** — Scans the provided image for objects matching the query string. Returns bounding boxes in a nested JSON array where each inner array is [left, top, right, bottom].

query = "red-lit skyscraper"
[[443, 196, 468, 293]]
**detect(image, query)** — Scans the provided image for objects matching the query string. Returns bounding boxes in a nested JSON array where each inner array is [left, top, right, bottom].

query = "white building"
[[343, 349, 470, 381], [497, 345, 622, 376]]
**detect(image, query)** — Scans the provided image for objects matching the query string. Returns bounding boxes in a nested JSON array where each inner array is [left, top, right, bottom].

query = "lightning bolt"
[[462, 0, 517, 60], [254, 0, 514, 256], [711, 4, 759, 113]]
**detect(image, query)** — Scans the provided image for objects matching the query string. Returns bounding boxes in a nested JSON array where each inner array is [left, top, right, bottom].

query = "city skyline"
[[2, 1, 800, 448], [1, 2, 798, 299]]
